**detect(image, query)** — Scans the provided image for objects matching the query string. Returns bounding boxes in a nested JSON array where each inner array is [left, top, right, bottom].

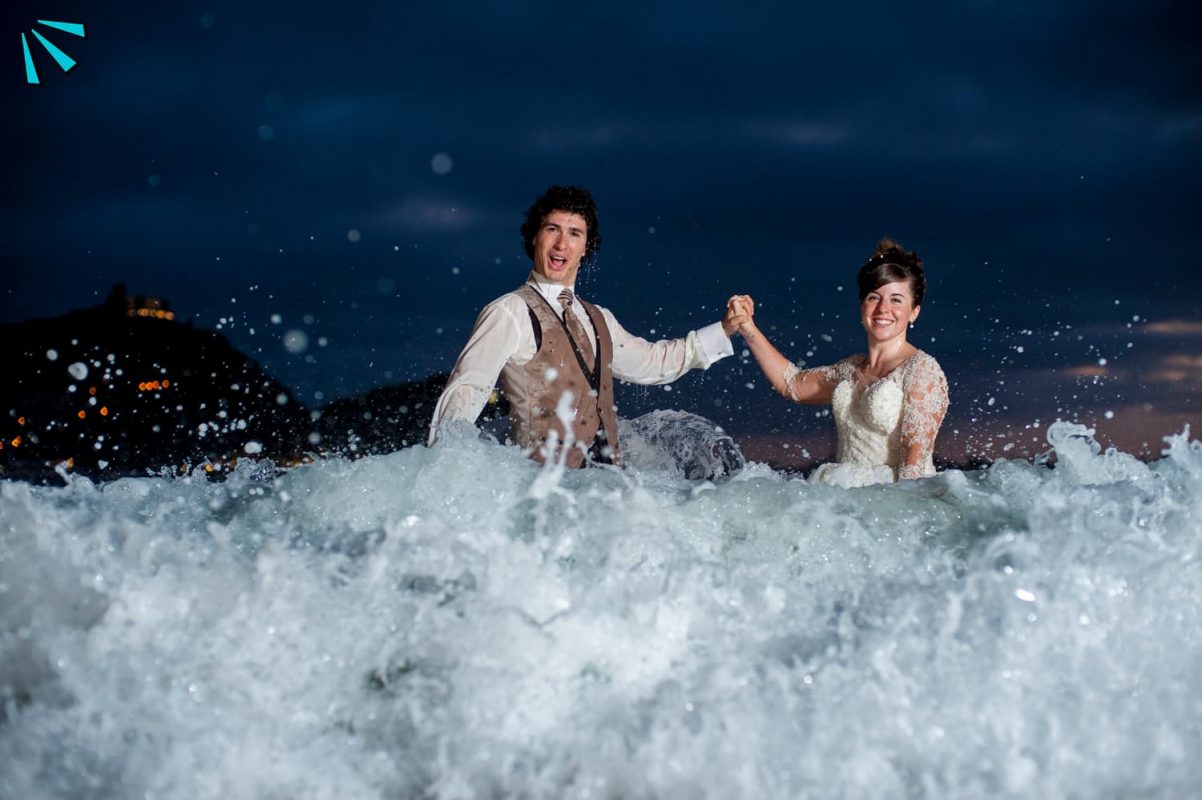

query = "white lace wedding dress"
[[784, 351, 948, 487]]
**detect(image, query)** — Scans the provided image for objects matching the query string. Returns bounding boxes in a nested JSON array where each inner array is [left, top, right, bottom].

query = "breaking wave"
[[2, 421, 1200, 799]]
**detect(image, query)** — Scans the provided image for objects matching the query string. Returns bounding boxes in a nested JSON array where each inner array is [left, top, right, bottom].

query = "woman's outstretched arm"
[[729, 296, 836, 405]]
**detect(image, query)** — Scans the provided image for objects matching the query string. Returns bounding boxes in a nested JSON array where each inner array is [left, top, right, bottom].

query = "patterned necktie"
[[558, 289, 595, 371]]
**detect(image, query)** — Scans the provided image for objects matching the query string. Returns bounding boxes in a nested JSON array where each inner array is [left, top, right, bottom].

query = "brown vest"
[[500, 284, 621, 468]]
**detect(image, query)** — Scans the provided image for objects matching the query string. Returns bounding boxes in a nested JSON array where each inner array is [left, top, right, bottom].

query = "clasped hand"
[[722, 294, 756, 338]]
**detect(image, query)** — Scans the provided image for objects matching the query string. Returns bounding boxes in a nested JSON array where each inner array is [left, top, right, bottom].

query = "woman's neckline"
[[852, 350, 921, 388]]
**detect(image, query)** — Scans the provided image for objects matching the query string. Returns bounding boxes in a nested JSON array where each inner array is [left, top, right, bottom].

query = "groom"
[[428, 185, 746, 468]]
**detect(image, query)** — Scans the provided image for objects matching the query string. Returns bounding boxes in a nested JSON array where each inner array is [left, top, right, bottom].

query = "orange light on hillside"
[[77, 410, 87, 419], [89, 387, 97, 396], [17, 416, 25, 426], [132, 308, 175, 321], [99, 406, 109, 416], [162, 379, 171, 388], [10, 436, 21, 448]]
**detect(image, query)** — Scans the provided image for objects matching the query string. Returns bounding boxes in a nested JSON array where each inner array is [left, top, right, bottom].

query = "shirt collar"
[[525, 270, 576, 305]]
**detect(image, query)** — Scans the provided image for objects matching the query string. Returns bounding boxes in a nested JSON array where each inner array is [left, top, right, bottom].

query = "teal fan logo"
[[21, 19, 87, 85]]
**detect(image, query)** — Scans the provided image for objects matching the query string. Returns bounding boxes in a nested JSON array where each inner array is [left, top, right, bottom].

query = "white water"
[[2, 423, 1200, 799]]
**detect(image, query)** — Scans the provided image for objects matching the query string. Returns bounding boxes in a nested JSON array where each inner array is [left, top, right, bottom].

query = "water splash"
[[2, 427, 1200, 798]]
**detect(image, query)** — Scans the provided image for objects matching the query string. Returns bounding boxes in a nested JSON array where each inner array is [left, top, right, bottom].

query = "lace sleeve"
[[780, 360, 844, 403], [898, 354, 948, 479]]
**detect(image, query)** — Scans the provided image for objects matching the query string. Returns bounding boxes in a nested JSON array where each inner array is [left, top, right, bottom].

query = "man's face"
[[531, 210, 588, 286]]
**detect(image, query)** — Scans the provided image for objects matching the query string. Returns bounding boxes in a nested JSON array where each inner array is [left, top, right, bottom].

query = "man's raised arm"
[[602, 308, 736, 385]]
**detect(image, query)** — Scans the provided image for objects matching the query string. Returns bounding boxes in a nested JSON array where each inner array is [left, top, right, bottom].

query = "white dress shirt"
[[428, 272, 734, 442]]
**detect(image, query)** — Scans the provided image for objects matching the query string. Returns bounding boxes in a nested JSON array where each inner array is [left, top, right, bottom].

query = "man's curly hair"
[[520, 185, 602, 264]]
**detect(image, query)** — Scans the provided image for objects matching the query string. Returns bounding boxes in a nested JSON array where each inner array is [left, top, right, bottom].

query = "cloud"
[[371, 196, 494, 234], [741, 119, 850, 148], [525, 122, 651, 153], [1144, 319, 1202, 335], [1062, 365, 1109, 379], [1144, 354, 1202, 389], [1158, 113, 1202, 142]]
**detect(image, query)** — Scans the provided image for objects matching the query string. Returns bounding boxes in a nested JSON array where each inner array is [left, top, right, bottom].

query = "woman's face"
[[861, 280, 920, 343]]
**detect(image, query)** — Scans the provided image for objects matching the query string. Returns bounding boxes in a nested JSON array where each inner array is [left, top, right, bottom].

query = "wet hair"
[[856, 238, 926, 306], [520, 185, 603, 264]]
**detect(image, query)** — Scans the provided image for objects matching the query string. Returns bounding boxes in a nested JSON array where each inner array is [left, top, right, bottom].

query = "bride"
[[730, 239, 948, 486]]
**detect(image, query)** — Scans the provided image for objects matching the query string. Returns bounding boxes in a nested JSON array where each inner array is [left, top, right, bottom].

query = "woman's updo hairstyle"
[[856, 238, 926, 306]]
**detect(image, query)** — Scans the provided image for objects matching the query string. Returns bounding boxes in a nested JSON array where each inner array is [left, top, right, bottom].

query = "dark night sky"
[[5, 1, 1201, 463]]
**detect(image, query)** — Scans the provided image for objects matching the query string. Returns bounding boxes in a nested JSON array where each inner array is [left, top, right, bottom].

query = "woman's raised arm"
[[729, 295, 836, 405]]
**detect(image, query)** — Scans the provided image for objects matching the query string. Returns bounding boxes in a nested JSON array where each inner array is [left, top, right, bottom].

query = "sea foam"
[[1, 422, 1200, 799]]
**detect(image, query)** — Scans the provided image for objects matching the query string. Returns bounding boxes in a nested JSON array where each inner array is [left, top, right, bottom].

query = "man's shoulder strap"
[[576, 295, 601, 315], [575, 296, 612, 345], [513, 284, 545, 350]]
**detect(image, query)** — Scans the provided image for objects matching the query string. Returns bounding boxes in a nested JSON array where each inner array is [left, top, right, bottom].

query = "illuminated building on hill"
[[0, 287, 458, 482]]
